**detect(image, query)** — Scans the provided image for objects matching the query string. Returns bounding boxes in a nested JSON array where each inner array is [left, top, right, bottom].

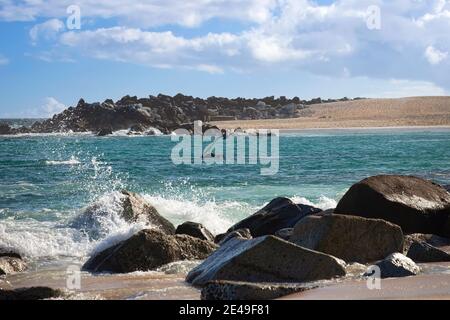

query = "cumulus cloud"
[[29, 18, 65, 44], [425, 46, 448, 65], [3, 0, 450, 91]]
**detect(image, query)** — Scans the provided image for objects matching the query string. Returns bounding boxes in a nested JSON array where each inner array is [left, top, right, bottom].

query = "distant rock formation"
[[0, 94, 365, 135]]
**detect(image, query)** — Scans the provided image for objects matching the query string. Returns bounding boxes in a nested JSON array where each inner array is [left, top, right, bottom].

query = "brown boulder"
[[290, 214, 404, 263], [83, 228, 217, 273], [335, 175, 450, 237]]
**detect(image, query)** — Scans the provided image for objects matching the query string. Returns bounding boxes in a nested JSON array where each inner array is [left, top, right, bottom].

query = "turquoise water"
[[1, 128, 450, 265]]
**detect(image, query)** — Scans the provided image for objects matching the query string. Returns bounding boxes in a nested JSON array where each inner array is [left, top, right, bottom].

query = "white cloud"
[[0, 54, 8, 65], [425, 45, 448, 65], [29, 18, 65, 44], [41, 97, 66, 117]]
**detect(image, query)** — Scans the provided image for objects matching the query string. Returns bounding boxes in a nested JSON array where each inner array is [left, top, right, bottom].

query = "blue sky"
[[0, 0, 449, 118]]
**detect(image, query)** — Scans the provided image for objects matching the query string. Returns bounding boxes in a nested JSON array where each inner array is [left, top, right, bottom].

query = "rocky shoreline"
[[0, 94, 363, 136], [2, 174, 450, 300]]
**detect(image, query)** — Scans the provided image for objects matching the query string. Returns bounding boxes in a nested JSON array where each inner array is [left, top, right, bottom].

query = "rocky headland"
[[0, 94, 363, 136]]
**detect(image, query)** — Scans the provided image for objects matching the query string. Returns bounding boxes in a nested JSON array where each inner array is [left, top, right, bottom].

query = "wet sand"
[[1, 267, 200, 300], [281, 262, 450, 300], [212, 97, 450, 130]]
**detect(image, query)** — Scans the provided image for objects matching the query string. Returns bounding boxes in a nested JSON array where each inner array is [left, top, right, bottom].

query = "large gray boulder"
[[335, 175, 450, 237], [290, 214, 404, 263], [83, 229, 217, 273], [0, 287, 64, 300], [201, 280, 313, 300], [186, 236, 346, 286], [226, 197, 322, 237], [406, 241, 450, 262], [373, 253, 420, 278]]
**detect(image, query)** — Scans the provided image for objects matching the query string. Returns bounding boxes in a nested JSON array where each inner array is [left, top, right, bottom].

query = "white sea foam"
[[45, 155, 81, 165], [290, 195, 337, 210]]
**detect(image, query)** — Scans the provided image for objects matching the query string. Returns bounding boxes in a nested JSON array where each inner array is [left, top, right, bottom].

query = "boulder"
[[290, 214, 404, 263], [403, 233, 450, 252], [186, 236, 346, 286], [201, 280, 314, 300], [372, 253, 420, 278], [79, 190, 175, 235], [443, 185, 450, 193], [218, 228, 252, 246], [335, 175, 450, 237], [227, 197, 322, 237], [406, 241, 450, 262], [83, 228, 217, 273], [175, 222, 214, 242], [0, 248, 26, 275], [0, 287, 64, 300]]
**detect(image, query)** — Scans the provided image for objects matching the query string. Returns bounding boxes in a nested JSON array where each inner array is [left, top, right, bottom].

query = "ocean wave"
[[45, 156, 81, 165]]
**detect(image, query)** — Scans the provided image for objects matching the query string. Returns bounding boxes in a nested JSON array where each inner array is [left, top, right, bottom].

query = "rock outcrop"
[[226, 197, 322, 237], [372, 253, 420, 278], [83, 229, 217, 273], [335, 175, 450, 237], [290, 214, 404, 263], [186, 236, 346, 286], [175, 222, 214, 242], [406, 241, 450, 262], [0, 248, 27, 275]]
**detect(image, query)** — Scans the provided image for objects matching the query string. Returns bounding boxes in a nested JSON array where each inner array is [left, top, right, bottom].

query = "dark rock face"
[[201, 280, 314, 300], [335, 175, 450, 237], [0, 123, 12, 135], [403, 233, 450, 252], [83, 229, 217, 273], [0, 248, 26, 275], [290, 214, 404, 263], [186, 236, 346, 286], [372, 253, 420, 278], [274, 228, 293, 241], [175, 222, 214, 242], [0, 287, 63, 300], [227, 197, 322, 237], [443, 185, 450, 193], [406, 241, 450, 262], [97, 127, 113, 136]]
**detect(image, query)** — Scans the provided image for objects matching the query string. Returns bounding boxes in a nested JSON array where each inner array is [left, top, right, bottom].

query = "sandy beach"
[[212, 97, 450, 130]]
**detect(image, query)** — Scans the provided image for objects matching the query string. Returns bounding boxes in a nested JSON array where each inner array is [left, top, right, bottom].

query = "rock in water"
[[290, 214, 404, 263], [79, 190, 175, 235], [335, 175, 450, 237], [406, 241, 450, 262], [97, 127, 113, 136], [83, 229, 217, 273], [186, 236, 346, 286], [0, 287, 64, 300], [226, 197, 322, 237], [0, 248, 27, 275], [176, 222, 214, 242], [372, 253, 420, 278], [201, 280, 313, 300], [0, 123, 12, 135]]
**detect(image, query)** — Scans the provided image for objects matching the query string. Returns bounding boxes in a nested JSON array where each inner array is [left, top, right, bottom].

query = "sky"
[[0, 0, 449, 118]]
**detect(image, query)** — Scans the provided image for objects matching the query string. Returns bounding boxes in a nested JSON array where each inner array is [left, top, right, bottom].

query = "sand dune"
[[212, 96, 450, 130]]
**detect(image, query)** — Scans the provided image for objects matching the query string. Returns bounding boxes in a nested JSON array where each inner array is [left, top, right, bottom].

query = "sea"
[[1, 122, 450, 269]]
